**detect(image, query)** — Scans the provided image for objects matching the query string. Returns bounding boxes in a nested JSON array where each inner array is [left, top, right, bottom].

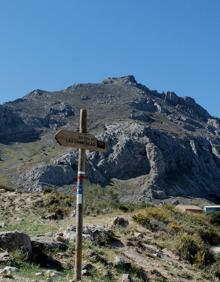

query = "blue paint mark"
[[77, 184, 83, 194]]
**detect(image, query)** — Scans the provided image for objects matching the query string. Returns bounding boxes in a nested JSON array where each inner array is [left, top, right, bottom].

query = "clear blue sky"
[[0, 0, 220, 117]]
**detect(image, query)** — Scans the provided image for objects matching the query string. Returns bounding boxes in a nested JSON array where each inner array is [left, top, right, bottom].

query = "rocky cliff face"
[[1, 75, 220, 201]]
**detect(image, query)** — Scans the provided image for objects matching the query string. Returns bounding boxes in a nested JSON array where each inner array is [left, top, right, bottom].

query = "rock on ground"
[[0, 231, 32, 253]]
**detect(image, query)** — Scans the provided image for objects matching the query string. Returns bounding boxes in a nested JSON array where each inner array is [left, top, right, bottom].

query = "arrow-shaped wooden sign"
[[55, 129, 106, 152]]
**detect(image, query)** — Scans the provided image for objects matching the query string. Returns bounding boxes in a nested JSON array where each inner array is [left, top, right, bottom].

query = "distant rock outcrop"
[[17, 164, 74, 192], [0, 105, 39, 143], [17, 121, 220, 201]]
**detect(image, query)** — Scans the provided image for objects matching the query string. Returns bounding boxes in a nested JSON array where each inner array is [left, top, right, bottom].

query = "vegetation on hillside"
[[133, 205, 220, 279]]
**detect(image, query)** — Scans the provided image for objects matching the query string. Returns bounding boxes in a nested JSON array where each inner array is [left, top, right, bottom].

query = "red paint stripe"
[[77, 175, 86, 180]]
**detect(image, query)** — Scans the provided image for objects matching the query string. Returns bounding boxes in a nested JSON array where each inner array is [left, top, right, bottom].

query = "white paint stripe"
[[77, 194, 82, 204], [78, 171, 85, 175]]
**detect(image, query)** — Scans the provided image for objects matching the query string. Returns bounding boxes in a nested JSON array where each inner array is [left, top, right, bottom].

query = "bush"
[[210, 260, 220, 280], [167, 221, 183, 234], [175, 233, 210, 266], [43, 187, 53, 194], [118, 202, 146, 213], [10, 249, 28, 267], [44, 192, 75, 218], [197, 228, 220, 245], [133, 206, 171, 227], [48, 207, 70, 219], [209, 212, 220, 226]]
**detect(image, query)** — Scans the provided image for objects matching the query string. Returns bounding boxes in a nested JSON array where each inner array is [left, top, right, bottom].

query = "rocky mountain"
[[1, 75, 220, 201]]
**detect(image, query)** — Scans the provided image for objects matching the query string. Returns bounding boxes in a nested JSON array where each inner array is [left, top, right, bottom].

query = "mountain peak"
[[102, 75, 137, 85]]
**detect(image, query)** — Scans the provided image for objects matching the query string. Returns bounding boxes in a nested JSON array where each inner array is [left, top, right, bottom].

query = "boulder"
[[113, 256, 131, 270], [0, 231, 32, 253], [31, 235, 67, 251], [0, 266, 19, 279], [64, 224, 123, 247], [112, 217, 129, 228]]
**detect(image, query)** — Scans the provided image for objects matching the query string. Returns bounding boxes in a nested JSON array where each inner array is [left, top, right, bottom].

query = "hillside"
[[0, 75, 220, 202], [0, 189, 220, 282]]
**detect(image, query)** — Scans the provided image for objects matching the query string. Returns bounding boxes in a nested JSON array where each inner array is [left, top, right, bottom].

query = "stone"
[[82, 263, 93, 271], [82, 263, 94, 276], [113, 256, 131, 270], [0, 222, 5, 228], [81, 95, 89, 100], [82, 269, 89, 276], [35, 272, 44, 277], [31, 235, 67, 251], [133, 232, 144, 240], [0, 266, 19, 275], [0, 231, 32, 253], [0, 251, 10, 263], [88, 251, 109, 265], [71, 209, 76, 217], [45, 270, 61, 277], [112, 217, 129, 228], [121, 274, 131, 282], [42, 213, 59, 220], [64, 224, 123, 247], [54, 234, 67, 243]]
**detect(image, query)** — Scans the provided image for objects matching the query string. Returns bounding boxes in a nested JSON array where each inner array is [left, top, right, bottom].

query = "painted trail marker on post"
[[54, 109, 106, 282]]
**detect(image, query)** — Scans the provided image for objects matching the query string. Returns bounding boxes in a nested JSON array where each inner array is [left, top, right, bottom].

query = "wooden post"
[[74, 109, 87, 281], [54, 108, 106, 281]]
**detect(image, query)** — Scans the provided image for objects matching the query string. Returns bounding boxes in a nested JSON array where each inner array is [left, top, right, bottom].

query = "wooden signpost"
[[55, 130, 106, 152], [55, 109, 106, 282]]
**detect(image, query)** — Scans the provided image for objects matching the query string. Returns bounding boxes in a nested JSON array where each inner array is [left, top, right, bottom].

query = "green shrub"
[[175, 233, 210, 266], [118, 202, 146, 213], [167, 221, 183, 234], [10, 249, 28, 267], [48, 207, 70, 219], [133, 206, 171, 226], [209, 212, 220, 226], [197, 228, 220, 245], [44, 192, 75, 218], [0, 184, 13, 191], [43, 187, 53, 194], [210, 260, 220, 280]]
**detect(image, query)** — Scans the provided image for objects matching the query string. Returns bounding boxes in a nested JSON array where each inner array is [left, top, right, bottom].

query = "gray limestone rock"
[[63, 224, 122, 247], [17, 164, 74, 192], [31, 235, 67, 251], [16, 120, 220, 201], [0, 231, 32, 253], [0, 105, 38, 143], [112, 217, 129, 228], [0, 251, 10, 263]]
